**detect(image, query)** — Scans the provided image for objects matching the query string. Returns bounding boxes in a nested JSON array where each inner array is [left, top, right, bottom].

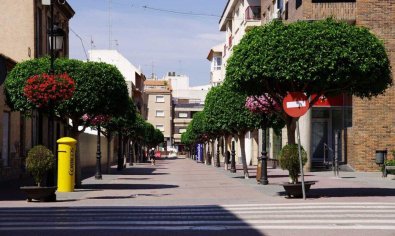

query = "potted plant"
[[20, 145, 57, 202], [279, 144, 315, 198], [384, 159, 395, 180]]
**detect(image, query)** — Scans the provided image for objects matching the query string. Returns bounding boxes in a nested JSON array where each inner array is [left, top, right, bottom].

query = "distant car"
[[169, 151, 177, 158]]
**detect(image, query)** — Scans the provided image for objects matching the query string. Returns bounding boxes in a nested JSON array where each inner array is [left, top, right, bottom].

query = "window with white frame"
[[156, 125, 164, 132], [214, 57, 222, 70], [156, 96, 165, 103], [156, 110, 165, 117], [178, 112, 188, 118], [179, 128, 187, 134]]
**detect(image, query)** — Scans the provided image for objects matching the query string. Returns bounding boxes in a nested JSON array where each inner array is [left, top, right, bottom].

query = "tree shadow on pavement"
[[81, 183, 179, 190], [86, 193, 172, 200], [306, 187, 395, 198], [116, 177, 151, 180], [0, 205, 265, 236]]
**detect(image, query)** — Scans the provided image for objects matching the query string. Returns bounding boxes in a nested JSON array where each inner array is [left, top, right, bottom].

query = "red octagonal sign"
[[283, 92, 309, 118]]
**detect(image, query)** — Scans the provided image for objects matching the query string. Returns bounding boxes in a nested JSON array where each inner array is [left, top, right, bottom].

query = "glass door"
[[312, 120, 329, 162]]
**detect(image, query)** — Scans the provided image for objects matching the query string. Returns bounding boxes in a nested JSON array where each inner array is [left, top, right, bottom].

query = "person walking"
[[149, 148, 156, 166]]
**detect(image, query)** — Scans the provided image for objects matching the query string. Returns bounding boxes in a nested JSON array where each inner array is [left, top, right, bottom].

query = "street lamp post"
[[47, 0, 65, 74], [260, 127, 269, 185], [45, 0, 64, 191], [216, 138, 220, 167], [95, 125, 102, 179], [230, 139, 236, 173]]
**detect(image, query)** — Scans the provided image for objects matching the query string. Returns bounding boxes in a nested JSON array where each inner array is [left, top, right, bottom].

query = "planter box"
[[20, 186, 57, 202], [282, 181, 316, 198]]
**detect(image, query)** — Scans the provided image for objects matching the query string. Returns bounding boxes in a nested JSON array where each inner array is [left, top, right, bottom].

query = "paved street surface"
[[1, 157, 395, 235]]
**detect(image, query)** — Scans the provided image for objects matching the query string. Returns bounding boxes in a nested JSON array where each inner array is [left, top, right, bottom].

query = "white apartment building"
[[207, 44, 224, 86], [219, 0, 262, 65], [217, 0, 265, 166], [88, 50, 146, 115], [89, 50, 142, 96]]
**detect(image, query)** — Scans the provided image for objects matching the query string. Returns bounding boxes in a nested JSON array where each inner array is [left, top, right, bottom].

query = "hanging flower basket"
[[245, 95, 280, 114], [23, 73, 75, 108]]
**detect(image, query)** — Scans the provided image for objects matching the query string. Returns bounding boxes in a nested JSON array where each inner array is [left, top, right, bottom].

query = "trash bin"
[[57, 137, 77, 192], [375, 150, 387, 165]]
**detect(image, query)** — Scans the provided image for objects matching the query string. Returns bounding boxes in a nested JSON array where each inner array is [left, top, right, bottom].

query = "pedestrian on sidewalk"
[[149, 148, 156, 166]]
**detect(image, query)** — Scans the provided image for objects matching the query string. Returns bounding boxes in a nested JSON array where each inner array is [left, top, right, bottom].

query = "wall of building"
[[146, 93, 172, 139], [78, 132, 115, 172], [347, 0, 395, 171], [0, 0, 35, 62]]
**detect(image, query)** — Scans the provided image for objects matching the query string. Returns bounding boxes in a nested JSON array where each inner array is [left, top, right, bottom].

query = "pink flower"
[[245, 95, 280, 114], [82, 114, 110, 126]]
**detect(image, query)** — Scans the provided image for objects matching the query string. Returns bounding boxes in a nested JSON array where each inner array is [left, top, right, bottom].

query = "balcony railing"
[[245, 6, 261, 21]]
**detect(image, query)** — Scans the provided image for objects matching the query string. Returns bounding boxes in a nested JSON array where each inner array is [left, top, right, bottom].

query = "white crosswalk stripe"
[[0, 202, 395, 231]]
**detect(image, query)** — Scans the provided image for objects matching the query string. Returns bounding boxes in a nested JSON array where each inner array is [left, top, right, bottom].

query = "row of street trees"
[[5, 57, 164, 185], [182, 19, 392, 177]]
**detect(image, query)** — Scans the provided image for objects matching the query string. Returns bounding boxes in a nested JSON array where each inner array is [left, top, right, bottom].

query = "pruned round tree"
[[225, 19, 392, 144], [5, 57, 130, 184], [5, 57, 130, 137], [203, 83, 283, 178]]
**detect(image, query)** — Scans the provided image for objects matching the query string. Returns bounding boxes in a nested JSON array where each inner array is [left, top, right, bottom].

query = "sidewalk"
[[1, 157, 394, 207], [216, 161, 395, 202]]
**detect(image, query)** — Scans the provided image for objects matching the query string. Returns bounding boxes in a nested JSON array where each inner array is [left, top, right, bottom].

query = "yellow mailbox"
[[57, 137, 77, 192]]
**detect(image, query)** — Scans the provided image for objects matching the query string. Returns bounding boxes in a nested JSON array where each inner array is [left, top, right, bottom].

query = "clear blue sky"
[[67, 0, 227, 86]]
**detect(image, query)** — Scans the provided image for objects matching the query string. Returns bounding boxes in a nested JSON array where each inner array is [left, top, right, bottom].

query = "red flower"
[[23, 73, 75, 108]]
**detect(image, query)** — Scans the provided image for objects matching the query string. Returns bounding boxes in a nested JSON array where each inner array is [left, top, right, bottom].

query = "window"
[[156, 96, 165, 103], [156, 125, 164, 132], [178, 112, 188, 118], [214, 57, 222, 70], [156, 110, 165, 117], [179, 128, 187, 134]]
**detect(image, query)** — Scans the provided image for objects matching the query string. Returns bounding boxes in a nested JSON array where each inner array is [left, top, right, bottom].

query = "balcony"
[[173, 118, 192, 124], [245, 6, 261, 21]]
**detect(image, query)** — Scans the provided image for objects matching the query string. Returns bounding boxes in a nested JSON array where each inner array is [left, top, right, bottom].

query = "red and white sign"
[[283, 92, 309, 118]]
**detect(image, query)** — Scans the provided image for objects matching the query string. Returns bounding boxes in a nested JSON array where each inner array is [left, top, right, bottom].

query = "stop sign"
[[283, 92, 309, 118]]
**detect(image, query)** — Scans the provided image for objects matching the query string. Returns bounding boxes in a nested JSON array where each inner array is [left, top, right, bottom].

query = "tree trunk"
[[286, 116, 297, 145], [238, 132, 249, 179]]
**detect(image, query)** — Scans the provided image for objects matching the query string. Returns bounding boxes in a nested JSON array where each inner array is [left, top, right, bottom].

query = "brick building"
[[259, 0, 394, 171]]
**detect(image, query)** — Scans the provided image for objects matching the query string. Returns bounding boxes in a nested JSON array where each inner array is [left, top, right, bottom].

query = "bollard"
[[57, 137, 77, 192]]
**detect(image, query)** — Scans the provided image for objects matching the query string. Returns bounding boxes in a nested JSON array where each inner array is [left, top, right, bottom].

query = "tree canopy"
[[225, 19, 392, 143], [5, 57, 130, 136]]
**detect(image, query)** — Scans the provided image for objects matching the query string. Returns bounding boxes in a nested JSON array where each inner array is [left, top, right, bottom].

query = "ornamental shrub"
[[385, 159, 395, 175], [279, 144, 307, 184], [26, 145, 54, 186]]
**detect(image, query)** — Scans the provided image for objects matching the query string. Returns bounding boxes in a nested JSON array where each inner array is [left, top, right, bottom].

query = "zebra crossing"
[[0, 202, 395, 232]]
